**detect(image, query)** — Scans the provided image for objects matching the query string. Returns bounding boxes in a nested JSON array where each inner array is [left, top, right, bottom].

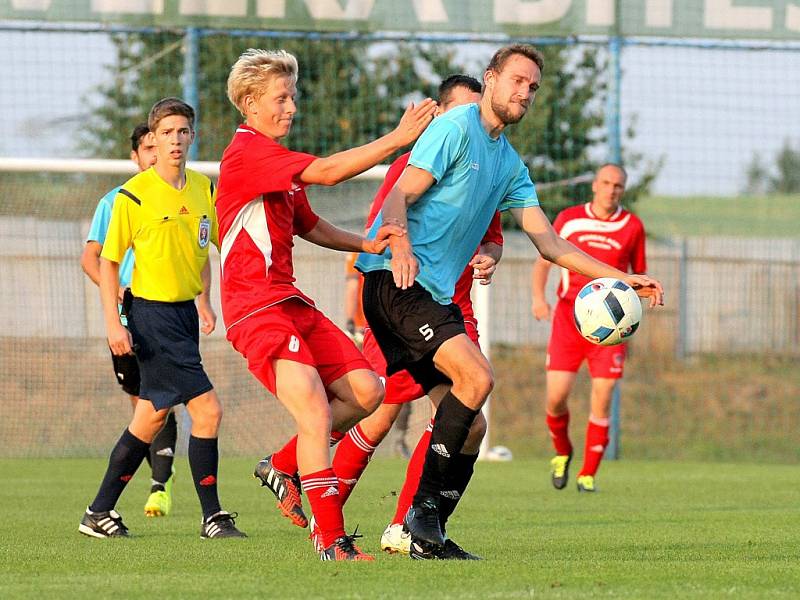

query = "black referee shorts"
[[127, 296, 213, 410], [362, 269, 464, 393]]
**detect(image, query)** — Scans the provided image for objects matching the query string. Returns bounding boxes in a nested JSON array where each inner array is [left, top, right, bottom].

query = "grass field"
[[3, 457, 799, 599], [635, 194, 800, 238]]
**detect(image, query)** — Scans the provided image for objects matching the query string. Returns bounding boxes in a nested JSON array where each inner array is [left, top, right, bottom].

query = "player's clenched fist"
[[531, 298, 552, 321], [469, 253, 498, 285]]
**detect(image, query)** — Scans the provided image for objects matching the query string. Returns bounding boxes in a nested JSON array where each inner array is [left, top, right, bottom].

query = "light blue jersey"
[[357, 103, 538, 304], [87, 186, 135, 288]]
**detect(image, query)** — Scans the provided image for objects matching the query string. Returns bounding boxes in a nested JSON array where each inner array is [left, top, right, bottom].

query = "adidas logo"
[[440, 489, 460, 499], [320, 485, 339, 498], [590, 444, 605, 453], [179, 205, 189, 215], [338, 478, 358, 486], [431, 443, 450, 458], [155, 447, 174, 457]]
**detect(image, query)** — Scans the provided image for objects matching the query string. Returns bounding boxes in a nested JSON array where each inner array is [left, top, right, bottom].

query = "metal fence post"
[[677, 237, 689, 360], [606, 35, 622, 164], [183, 27, 200, 161], [605, 33, 623, 459]]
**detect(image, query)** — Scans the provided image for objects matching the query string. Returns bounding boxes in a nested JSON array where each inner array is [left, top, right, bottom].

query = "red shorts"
[[362, 319, 480, 405], [546, 299, 626, 379], [226, 299, 371, 395]]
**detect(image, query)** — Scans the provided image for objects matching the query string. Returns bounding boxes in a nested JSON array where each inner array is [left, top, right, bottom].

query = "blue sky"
[[0, 30, 798, 196]]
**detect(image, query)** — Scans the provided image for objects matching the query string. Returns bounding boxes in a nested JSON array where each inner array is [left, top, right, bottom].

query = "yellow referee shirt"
[[101, 167, 218, 303]]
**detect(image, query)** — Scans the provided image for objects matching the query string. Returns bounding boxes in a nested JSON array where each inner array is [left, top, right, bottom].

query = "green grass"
[[635, 194, 800, 238], [2, 458, 799, 599]]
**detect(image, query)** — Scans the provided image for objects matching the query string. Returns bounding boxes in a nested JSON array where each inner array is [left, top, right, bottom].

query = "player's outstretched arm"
[[510, 206, 664, 307], [531, 256, 553, 320], [100, 257, 133, 355], [301, 218, 405, 254], [298, 99, 436, 187]]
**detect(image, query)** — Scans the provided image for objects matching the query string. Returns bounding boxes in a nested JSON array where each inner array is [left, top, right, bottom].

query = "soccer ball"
[[484, 445, 513, 462], [573, 277, 642, 346]]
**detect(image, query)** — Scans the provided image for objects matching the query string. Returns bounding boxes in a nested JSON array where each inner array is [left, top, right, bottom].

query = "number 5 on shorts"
[[418, 323, 434, 342]]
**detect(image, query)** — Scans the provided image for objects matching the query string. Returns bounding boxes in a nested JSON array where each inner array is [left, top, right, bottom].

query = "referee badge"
[[198, 216, 211, 249]]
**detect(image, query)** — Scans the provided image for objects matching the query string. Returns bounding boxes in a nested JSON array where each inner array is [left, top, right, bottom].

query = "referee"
[[79, 98, 245, 540]]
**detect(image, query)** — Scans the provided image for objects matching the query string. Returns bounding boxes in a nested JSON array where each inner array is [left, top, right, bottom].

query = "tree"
[[770, 140, 800, 194], [83, 34, 654, 221], [744, 152, 769, 195], [82, 33, 461, 162], [743, 140, 800, 195]]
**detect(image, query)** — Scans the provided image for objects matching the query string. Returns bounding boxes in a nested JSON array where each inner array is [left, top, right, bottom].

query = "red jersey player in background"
[[531, 164, 647, 493], [329, 75, 502, 559], [216, 49, 435, 560]]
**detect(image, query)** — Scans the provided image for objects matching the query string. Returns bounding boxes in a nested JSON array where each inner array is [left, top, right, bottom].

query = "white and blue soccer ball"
[[573, 277, 642, 346], [484, 445, 513, 462]]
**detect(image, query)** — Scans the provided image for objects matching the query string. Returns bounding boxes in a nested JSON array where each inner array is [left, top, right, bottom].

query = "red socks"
[[331, 424, 378, 506], [579, 415, 609, 477], [546, 411, 573, 456], [271, 430, 346, 476], [270, 435, 298, 475], [391, 419, 432, 525], [300, 468, 344, 548]]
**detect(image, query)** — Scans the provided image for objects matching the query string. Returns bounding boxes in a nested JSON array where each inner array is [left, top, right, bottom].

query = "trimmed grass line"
[[636, 194, 800, 238]]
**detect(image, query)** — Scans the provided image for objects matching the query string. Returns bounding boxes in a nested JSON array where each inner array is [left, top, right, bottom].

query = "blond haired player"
[[216, 49, 434, 560]]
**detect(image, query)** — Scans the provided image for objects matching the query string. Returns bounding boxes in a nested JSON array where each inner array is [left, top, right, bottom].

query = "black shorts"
[[127, 296, 213, 411], [110, 288, 140, 397], [362, 269, 464, 393], [110, 349, 140, 397]]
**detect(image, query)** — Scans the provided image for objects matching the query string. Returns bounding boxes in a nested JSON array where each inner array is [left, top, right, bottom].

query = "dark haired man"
[[79, 98, 245, 539], [81, 124, 179, 519], [358, 45, 663, 559]]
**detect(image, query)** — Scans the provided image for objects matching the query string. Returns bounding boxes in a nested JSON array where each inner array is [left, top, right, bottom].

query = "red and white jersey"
[[553, 202, 646, 302], [365, 152, 503, 323], [216, 125, 320, 331]]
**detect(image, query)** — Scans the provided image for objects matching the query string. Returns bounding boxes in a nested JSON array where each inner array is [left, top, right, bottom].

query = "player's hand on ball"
[[393, 98, 437, 146], [623, 274, 664, 308], [531, 298, 551, 321], [469, 253, 497, 285], [108, 322, 134, 356], [366, 223, 406, 254]]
